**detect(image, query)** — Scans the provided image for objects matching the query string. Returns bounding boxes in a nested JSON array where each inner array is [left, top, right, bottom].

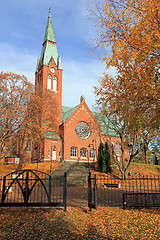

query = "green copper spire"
[[43, 8, 56, 44], [36, 9, 62, 72]]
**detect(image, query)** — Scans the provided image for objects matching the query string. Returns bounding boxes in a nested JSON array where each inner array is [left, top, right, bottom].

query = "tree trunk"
[[144, 144, 148, 164]]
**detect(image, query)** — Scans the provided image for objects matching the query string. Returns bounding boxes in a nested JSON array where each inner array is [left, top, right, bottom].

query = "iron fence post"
[[63, 172, 67, 211], [2, 176, 6, 203], [94, 174, 97, 210], [49, 175, 51, 204], [88, 171, 92, 211], [25, 170, 29, 205]]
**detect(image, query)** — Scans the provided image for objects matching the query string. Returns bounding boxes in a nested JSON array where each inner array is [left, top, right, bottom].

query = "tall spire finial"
[[43, 7, 56, 44]]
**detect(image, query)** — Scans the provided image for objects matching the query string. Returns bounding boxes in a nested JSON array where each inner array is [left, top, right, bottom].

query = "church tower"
[[35, 9, 63, 125]]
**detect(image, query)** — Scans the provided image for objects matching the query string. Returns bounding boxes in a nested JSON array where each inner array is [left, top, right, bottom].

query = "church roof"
[[61, 104, 119, 137], [61, 105, 80, 123], [92, 112, 119, 137], [36, 9, 62, 72], [43, 8, 56, 44], [45, 131, 62, 140]]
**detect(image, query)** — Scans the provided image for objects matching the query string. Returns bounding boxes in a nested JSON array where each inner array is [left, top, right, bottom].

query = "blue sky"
[[0, 0, 109, 109]]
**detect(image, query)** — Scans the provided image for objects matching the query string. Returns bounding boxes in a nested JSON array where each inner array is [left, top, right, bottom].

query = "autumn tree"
[[0, 72, 58, 166], [91, 0, 159, 125], [91, 0, 160, 178], [17, 88, 59, 169], [0, 72, 33, 161]]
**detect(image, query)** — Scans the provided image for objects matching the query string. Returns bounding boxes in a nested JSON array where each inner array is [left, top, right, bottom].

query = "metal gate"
[[0, 169, 67, 210]]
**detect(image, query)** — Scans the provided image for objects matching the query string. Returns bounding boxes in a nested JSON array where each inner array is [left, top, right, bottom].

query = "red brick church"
[[6, 10, 129, 164]]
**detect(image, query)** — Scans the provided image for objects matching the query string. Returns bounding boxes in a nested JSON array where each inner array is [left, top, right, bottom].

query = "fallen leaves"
[[0, 206, 159, 239]]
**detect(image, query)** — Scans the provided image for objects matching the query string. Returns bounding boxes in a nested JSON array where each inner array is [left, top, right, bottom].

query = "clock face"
[[50, 68, 55, 73], [75, 122, 91, 139]]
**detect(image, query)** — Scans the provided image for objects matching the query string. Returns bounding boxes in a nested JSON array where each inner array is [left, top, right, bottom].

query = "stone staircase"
[[51, 161, 94, 186]]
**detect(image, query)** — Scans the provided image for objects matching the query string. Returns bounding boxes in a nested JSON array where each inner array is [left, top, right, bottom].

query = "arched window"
[[90, 149, 95, 159], [80, 148, 87, 158], [47, 75, 51, 89], [70, 147, 77, 157], [53, 77, 57, 91], [115, 142, 120, 153]]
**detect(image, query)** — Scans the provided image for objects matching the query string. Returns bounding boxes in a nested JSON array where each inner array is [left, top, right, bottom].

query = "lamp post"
[[50, 146, 52, 175], [87, 148, 90, 171], [92, 139, 97, 170], [88, 144, 93, 172]]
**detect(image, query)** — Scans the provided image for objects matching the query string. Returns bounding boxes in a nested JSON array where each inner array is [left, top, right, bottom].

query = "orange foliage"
[[0, 72, 33, 161], [92, 0, 160, 178], [94, 0, 159, 127], [0, 207, 159, 239], [0, 162, 61, 178], [0, 72, 59, 165]]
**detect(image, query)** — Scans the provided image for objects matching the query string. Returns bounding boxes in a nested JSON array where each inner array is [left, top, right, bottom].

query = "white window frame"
[[47, 76, 51, 89], [70, 147, 77, 157], [53, 79, 57, 91]]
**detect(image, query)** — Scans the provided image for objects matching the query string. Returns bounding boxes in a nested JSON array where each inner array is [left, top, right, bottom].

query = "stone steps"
[[50, 161, 94, 186]]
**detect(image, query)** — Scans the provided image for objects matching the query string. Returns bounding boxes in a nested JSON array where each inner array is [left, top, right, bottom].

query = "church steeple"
[[35, 8, 63, 126], [36, 8, 62, 72], [43, 8, 56, 45]]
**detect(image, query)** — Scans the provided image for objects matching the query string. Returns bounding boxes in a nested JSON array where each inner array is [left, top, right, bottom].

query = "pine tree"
[[97, 142, 106, 173], [104, 141, 111, 173]]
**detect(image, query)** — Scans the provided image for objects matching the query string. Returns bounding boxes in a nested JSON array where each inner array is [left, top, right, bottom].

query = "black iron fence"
[[1, 170, 160, 210], [88, 174, 160, 209], [0, 169, 67, 211]]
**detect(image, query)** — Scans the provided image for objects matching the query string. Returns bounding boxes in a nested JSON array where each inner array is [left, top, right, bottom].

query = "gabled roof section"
[[61, 105, 80, 124], [43, 8, 56, 44], [61, 99, 119, 137]]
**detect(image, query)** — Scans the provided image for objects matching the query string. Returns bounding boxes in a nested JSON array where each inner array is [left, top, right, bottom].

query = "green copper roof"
[[61, 105, 80, 124], [43, 8, 56, 44], [45, 131, 62, 140], [40, 41, 58, 65], [36, 9, 62, 72], [61, 105, 119, 137], [92, 112, 119, 137]]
